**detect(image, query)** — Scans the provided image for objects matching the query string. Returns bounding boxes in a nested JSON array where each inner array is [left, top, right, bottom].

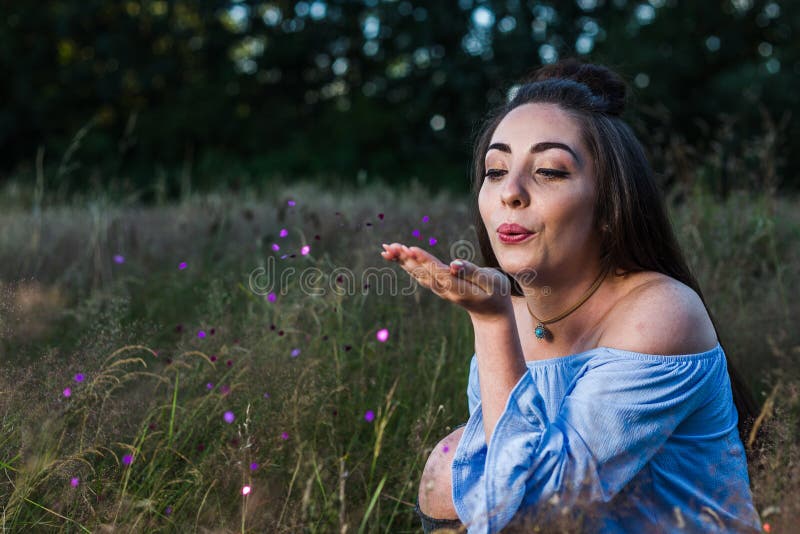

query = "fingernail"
[[452, 260, 464, 267]]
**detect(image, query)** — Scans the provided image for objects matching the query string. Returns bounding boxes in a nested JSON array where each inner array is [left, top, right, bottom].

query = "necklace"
[[525, 266, 609, 340]]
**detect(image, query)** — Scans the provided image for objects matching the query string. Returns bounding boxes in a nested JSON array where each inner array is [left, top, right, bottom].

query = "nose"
[[500, 169, 530, 209]]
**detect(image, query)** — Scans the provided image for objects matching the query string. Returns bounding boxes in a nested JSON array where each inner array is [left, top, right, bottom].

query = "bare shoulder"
[[597, 272, 719, 356]]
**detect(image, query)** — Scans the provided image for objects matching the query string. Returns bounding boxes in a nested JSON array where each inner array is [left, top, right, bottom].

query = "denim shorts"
[[414, 422, 467, 533]]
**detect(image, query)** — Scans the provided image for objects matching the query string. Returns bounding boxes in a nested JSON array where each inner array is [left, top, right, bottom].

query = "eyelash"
[[483, 169, 569, 181]]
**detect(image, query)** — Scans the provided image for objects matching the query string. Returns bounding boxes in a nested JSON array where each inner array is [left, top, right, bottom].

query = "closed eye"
[[484, 168, 570, 181]]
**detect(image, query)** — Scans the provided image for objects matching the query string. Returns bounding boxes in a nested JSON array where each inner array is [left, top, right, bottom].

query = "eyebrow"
[[486, 142, 581, 165]]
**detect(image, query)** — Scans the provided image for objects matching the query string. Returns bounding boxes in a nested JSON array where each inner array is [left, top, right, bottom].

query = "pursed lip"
[[496, 222, 534, 235]]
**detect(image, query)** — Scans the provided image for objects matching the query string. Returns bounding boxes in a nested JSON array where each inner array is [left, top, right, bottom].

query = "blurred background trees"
[[2, 0, 797, 198]]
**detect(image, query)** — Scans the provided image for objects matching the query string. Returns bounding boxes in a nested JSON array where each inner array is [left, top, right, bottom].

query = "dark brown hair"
[[469, 58, 762, 454]]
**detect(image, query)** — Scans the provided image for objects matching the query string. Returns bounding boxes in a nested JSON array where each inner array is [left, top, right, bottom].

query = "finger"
[[448, 258, 509, 296], [381, 242, 406, 262], [404, 247, 484, 298]]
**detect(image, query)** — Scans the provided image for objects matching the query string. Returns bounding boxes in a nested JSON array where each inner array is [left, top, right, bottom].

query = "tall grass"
[[0, 177, 797, 532]]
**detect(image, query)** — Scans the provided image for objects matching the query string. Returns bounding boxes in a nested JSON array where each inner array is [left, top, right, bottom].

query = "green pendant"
[[534, 323, 548, 339]]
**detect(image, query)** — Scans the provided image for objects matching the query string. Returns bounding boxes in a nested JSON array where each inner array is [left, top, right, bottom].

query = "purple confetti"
[[422, 215, 430, 223], [287, 200, 296, 206], [376, 328, 389, 343], [122, 454, 133, 466], [412, 229, 421, 239], [113, 254, 125, 264], [428, 237, 437, 246], [300, 245, 310, 255], [70, 477, 80, 487], [250, 462, 259, 471], [290, 348, 301, 357], [364, 410, 375, 423], [197, 330, 206, 339], [224, 411, 235, 424], [271, 243, 280, 251], [280, 432, 290, 441], [63, 387, 72, 398], [178, 262, 187, 270], [74, 373, 85, 383], [279, 228, 288, 237]]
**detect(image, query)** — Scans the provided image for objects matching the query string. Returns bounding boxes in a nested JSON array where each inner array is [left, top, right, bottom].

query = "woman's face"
[[478, 102, 600, 289]]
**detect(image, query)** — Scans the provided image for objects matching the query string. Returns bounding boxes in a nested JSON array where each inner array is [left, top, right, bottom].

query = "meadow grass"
[[0, 178, 797, 532]]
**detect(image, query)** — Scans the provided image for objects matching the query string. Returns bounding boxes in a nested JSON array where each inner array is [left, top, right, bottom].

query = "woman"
[[380, 60, 763, 533]]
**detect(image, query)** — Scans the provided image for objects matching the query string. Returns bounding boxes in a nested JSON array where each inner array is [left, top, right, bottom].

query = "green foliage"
[[2, 1, 798, 195]]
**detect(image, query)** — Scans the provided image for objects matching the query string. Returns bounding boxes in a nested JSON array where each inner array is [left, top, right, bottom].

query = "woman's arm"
[[380, 242, 528, 442], [469, 314, 528, 443]]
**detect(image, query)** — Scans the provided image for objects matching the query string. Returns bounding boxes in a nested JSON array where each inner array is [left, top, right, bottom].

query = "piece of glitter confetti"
[[63, 387, 72, 398], [422, 215, 429, 223], [290, 348, 301, 357], [250, 462, 259, 471], [224, 411, 235, 424], [376, 328, 389, 342], [428, 237, 437, 246], [206, 382, 214, 390], [263, 392, 270, 398], [70, 477, 80, 487], [271, 243, 280, 251], [165, 506, 173, 516], [300, 245, 310, 255], [178, 262, 187, 270], [122, 454, 133, 466], [280, 432, 290, 440], [221, 384, 231, 395], [287, 200, 296, 206], [267, 292, 277, 302], [364, 410, 375, 423], [198, 330, 206, 339], [113, 254, 125, 264], [74, 373, 85, 383], [280, 254, 288, 259], [242, 485, 252, 495], [412, 229, 420, 239], [279, 228, 288, 237], [443, 444, 450, 453]]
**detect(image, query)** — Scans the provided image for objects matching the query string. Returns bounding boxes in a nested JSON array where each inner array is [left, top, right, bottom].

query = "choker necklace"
[[525, 266, 609, 341]]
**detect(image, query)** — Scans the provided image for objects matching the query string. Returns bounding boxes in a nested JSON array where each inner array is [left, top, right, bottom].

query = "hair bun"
[[528, 59, 628, 116]]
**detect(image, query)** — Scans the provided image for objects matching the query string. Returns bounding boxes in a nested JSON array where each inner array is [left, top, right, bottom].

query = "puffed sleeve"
[[451, 351, 726, 533]]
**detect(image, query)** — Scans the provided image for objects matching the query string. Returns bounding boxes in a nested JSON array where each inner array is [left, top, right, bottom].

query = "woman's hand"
[[380, 242, 513, 322]]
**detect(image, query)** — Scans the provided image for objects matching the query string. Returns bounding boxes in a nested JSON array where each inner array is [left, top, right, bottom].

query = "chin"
[[498, 264, 539, 284]]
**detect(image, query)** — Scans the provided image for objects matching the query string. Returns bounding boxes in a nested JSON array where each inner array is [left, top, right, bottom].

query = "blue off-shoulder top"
[[452, 342, 762, 533]]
